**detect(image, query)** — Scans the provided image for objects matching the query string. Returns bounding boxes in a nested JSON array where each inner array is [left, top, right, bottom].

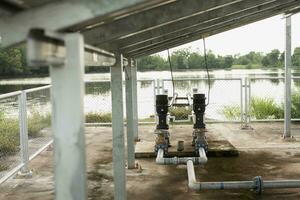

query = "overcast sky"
[[158, 13, 300, 58]]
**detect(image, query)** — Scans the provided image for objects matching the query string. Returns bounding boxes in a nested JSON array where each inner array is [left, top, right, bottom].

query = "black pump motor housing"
[[193, 93, 206, 129], [156, 94, 169, 130]]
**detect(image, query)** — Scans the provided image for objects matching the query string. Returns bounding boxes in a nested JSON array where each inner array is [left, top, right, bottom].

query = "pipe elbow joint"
[[188, 181, 200, 190]]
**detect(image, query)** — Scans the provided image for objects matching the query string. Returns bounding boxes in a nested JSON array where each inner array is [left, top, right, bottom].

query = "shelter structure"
[[0, 0, 299, 199]]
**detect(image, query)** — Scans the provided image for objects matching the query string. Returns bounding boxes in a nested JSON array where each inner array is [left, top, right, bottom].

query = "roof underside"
[[1, 0, 300, 59]]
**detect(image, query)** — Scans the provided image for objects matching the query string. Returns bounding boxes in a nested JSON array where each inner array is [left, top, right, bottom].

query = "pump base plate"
[[135, 128, 238, 158]]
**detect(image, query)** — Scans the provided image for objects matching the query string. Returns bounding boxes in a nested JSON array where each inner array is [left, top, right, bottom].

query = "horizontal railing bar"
[[162, 78, 243, 81], [24, 85, 51, 94], [0, 90, 21, 99]]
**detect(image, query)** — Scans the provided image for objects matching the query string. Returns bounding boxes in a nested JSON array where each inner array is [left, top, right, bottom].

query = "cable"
[[203, 37, 210, 106], [167, 49, 176, 107]]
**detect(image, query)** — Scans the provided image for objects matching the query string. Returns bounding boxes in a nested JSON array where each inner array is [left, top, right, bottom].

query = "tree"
[[292, 47, 300, 67], [137, 55, 167, 71], [187, 52, 204, 69], [170, 49, 190, 69]]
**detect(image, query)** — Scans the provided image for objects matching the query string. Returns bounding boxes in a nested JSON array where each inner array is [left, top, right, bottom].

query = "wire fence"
[[0, 91, 22, 183], [248, 77, 300, 122], [1, 76, 300, 184]]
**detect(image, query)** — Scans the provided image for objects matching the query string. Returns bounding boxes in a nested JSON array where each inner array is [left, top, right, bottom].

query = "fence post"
[[241, 77, 251, 129], [18, 91, 32, 176], [240, 79, 243, 125]]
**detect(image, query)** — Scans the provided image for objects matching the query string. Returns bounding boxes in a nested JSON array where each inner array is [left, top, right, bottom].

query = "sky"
[[158, 13, 300, 58]]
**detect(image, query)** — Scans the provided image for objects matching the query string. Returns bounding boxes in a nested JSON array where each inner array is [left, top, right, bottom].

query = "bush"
[[169, 107, 192, 120], [292, 93, 300, 119], [250, 97, 284, 119], [0, 113, 20, 156], [85, 112, 112, 123]]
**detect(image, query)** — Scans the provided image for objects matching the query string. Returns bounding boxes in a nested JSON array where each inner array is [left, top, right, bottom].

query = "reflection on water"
[[85, 82, 111, 95], [0, 69, 300, 120]]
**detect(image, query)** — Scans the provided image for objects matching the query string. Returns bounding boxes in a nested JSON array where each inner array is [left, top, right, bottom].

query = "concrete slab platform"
[[135, 135, 239, 158]]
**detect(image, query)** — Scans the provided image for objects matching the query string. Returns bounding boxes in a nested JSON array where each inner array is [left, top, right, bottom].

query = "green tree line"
[[2, 46, 300, 76], [137, 48, 300, 71]]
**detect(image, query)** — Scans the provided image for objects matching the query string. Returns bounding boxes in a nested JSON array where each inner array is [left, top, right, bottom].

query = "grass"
[[28, 111, 51, 137], [292, 93, 300, 119], [221, 95, 300, 120], [0, 113, 20, 156], [85, 112, 112, 123], [0, 110, 51, 158], [221, 105, 241, 120], [250, 97, 283, 119]]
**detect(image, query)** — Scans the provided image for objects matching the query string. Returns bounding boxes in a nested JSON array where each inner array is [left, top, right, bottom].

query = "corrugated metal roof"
[[0, 0, 300, 58]]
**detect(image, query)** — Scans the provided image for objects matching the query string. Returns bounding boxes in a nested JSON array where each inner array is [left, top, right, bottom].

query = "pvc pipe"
[[156, 148, 207, 165], [187, 160, 300, 193]]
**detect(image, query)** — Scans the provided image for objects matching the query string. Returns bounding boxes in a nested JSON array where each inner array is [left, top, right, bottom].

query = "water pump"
[[154, 94, 170, 153], [192, 93, 208, 153]]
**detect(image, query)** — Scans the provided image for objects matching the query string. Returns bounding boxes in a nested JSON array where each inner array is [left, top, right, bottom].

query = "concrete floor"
[[1, 122, 300, 200]]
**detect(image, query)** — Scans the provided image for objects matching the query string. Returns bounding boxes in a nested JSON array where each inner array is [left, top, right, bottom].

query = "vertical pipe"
[[50, 33, 87, 200], [284, 15, 292, 138], [132, 60, 139, 140], [18, 91, 30, 174], [111, 53, 127, 199], [125, 58, 135, 169]]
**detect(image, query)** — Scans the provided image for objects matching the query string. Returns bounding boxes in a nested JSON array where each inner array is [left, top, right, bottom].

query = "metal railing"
[[0, 85, 52, 184]]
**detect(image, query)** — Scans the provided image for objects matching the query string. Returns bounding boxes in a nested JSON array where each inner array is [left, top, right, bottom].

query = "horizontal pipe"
[[187, 160, 300, 193], [156, 148, 207, 165]]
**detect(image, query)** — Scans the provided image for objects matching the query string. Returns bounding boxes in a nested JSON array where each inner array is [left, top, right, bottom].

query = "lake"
[[0, 68, 299, 121]]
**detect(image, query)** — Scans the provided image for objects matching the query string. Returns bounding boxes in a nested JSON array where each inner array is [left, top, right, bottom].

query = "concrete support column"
[[50, 33, 87, 200], [284, 15, 292, 139], [125, 58, 135, 169], [132, 60, 139, 141], [111, 53, 127, 199]]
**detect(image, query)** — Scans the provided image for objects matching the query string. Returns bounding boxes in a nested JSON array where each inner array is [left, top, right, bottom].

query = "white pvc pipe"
[[156, 148, 207, 165], [187, 160, 300, 192]]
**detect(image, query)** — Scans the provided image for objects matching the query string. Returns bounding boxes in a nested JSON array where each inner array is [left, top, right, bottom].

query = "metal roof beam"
[[0, 0, 166, 47], [83, 0, 239, 46], [131, 1, 300, 58], [119, 0, 289, 53]]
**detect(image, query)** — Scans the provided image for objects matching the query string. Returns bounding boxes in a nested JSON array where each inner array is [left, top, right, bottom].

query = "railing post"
[[241, 77, 251, 129], [18, 91, 31, 176], [240, 79, 244, 125]]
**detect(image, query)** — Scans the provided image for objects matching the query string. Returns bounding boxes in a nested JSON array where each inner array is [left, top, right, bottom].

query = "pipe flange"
[[253, 176, 264, 194], [155, 144, 168, 154], [195, 141, 208, 153]]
